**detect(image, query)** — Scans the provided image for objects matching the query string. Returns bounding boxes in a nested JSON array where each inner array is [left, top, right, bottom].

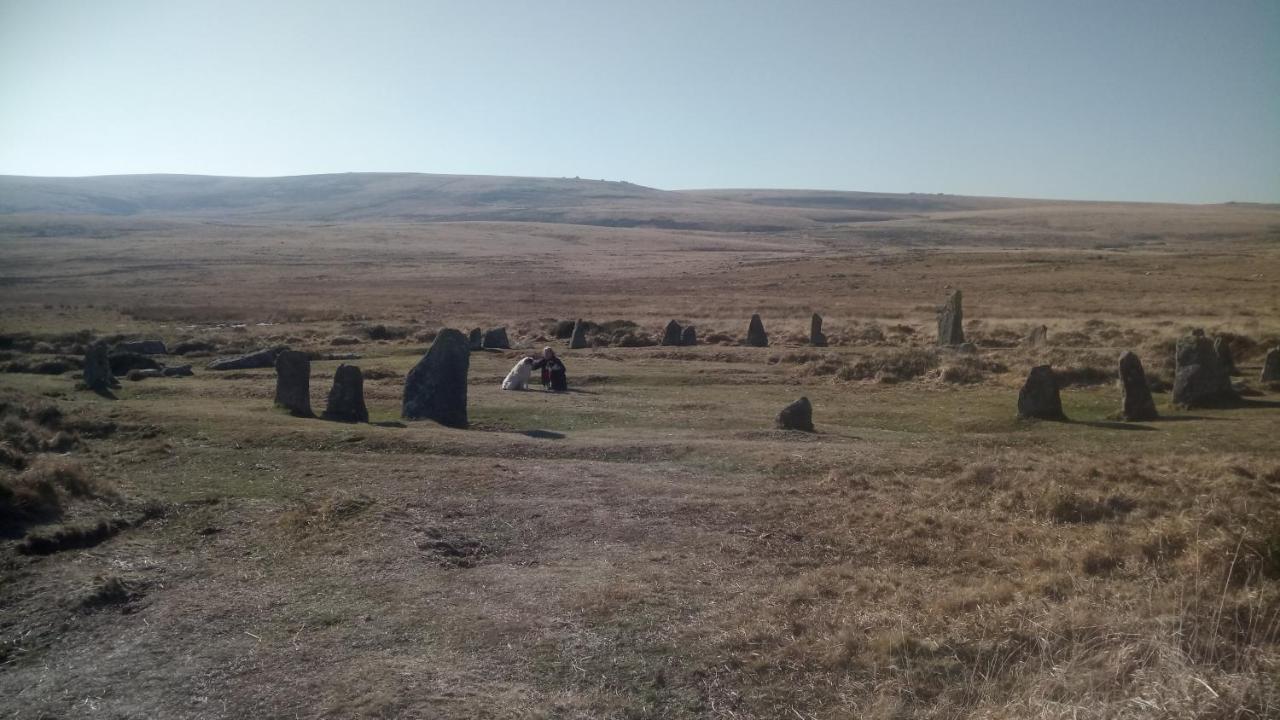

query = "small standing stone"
[[322, 364, 368, 423], [1017, 365, 1065, 420], [1118, 351, 1158, 421], [1172, 331, 1236, 408], [661, 320, 683, 347], [468, 328, 483, 351], [680, 325, 697, 346], [482, 327, 510, 350], [745, 314, 769, 347], [1261, 347, 1280, 383], [82, 342, 118, 393], [1026, 325, 1048, 347], [810, 313, 827, 347], [569, 319, 589, 349], [776, 396, 814, 432], [402, 328, 470, 428], [937, 290, 964, 346], [1213, 337, 1238, 376], [274, 350, 313, 417]]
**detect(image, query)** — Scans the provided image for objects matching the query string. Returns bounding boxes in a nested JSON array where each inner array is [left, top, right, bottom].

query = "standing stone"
[[661, 320, 683, 347], [322, 364, 368, 423], [1213, 337, 1239, 376], [1172, 331, 1237, 408], [82, 342, 118, 393], [569, 319, 589, 349], [680, 325, 697, 347], [776, 396, 814, 431], [402, 328, 470, 428], [482, 327, 510, 350], [1118, 351, 1158, 421], [1259, 347, 1280, 383], [274, 350, 313, 417], [1027, 325, 1048, 347], [745, 314, 769, 347], [937, 290, 964, 346], [468, 328, 483, 351], [1017, 365, 1065, 420], [810, 313, 827, 347]]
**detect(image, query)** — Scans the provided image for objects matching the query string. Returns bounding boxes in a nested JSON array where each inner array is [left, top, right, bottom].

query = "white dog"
[[501, 357, 534, 390]]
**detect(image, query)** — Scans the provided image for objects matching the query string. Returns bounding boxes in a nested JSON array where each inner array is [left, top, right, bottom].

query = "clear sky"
[[1, 0, 1277, 202]]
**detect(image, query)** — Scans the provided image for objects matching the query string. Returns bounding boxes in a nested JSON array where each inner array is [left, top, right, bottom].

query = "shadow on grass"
[[371, 421, 407, 428], [1071, 419, 1158, 432], [521, 429, 566, 440]]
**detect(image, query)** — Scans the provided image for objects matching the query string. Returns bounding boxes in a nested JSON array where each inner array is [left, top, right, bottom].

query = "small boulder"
[[569, 319, 589, 350], [1017, 365, 1065, 420], [322, 364, 368, 423], [810, 313, 827, 347], [1118, 351, 1158, 421], [661, 320, 683, 347], [776, 396, 814, 432], [114, 339, 167, 355], [82, 342, 118, 393], [482, 327, 510, 350], [937, 290, 964, 346], [207, 347, 285, 371], [403, 328, 470, 428], [745, 314, 769, 347], [162, 365, 193, 377], [1261, 347, 1280, 383], [680, 325, 697, 347], [274, 350, 313, 417], [1171, 332, 1236, 408], [468, 328, 483, 351]]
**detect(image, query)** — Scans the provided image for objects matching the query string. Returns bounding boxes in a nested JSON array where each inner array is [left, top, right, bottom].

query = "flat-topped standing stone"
[[745, 314, 769, 347], [661, 320, 683, 347], [680, 325, 697, 346], [569, 319, 589, 350], [776, 396, 814, 431], [1213, 337, 1239, 376], [810, 313, 827, 347], [482, 327, 510, 350], [402, 328, 470, 428], [1172, 332, 1236, 408], [1262, 347, 1280, 383], [274, 350, 313, 417], [322, 364, 368, 423], [1118, 351, 1158, 421], [1018, 365, 1065, 420], [468, 328, 483, 351], [82, 342, 118, 393], [937, 290, 964, 346]]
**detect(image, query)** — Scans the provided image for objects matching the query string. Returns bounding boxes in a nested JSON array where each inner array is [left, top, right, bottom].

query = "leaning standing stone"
[[680, 325, 697, 346], [661, 320, 683, 346], [322, 364, 368, 423], [468, 328, 483, 351], [937, 290, 964, 346], [402, 328, 470, 428], [1172, 331, 1236, 408], [1018, 365, 1065, 420], [569, 319, 589, 349], [746, 314, 769, 347], [1118, 351, 1158, 421], [82, 342, 118, 393], [1261, 347, 1280, 383], [776, 396, 814, 431], [810, 313, 827, 347], [482, 327, 510, 350], [274, 350, 313, 417], [1213, 337, 1238, 376]]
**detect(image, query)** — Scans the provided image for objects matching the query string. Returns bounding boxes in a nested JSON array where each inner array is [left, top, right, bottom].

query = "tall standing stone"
[[482, 327, 510, 350], [1118, 351, 1158, 421], [1017, 365, 1065, 420], [274, 350, 313, 417], [1260, 347, 1280, 383], [1172, 331, 1236, 408], [468, 328, 483, 351], [402, 328, 470, 428], [322, 364, 368, 423], [569, 319, 589, 349], [1213, 337, 1239, 376], [937, 290, 964, 346], [82, 341, 118, 393], [810, 313, 827, 347], [680, 325, 697, 347], [776, 396, 814, 432], [745, 314, 769, 347], [661, 320, 683, 347]]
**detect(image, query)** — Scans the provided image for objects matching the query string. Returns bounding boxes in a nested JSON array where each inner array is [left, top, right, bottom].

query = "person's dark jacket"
[[531, 356, 568, 391]]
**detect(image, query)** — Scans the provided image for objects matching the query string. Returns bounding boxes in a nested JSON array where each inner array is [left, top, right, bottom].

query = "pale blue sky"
[[1, 0, 1277, 202]]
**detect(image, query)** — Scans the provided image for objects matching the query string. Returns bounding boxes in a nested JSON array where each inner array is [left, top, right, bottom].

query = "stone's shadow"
[[370, 421, 407, 428], [1149, 414, 1225, 423], [563, 388, 600, 395], [1072, 420, 1158, 432], [521, 429, 566, 440], [1234, 398, 1280, 410]]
